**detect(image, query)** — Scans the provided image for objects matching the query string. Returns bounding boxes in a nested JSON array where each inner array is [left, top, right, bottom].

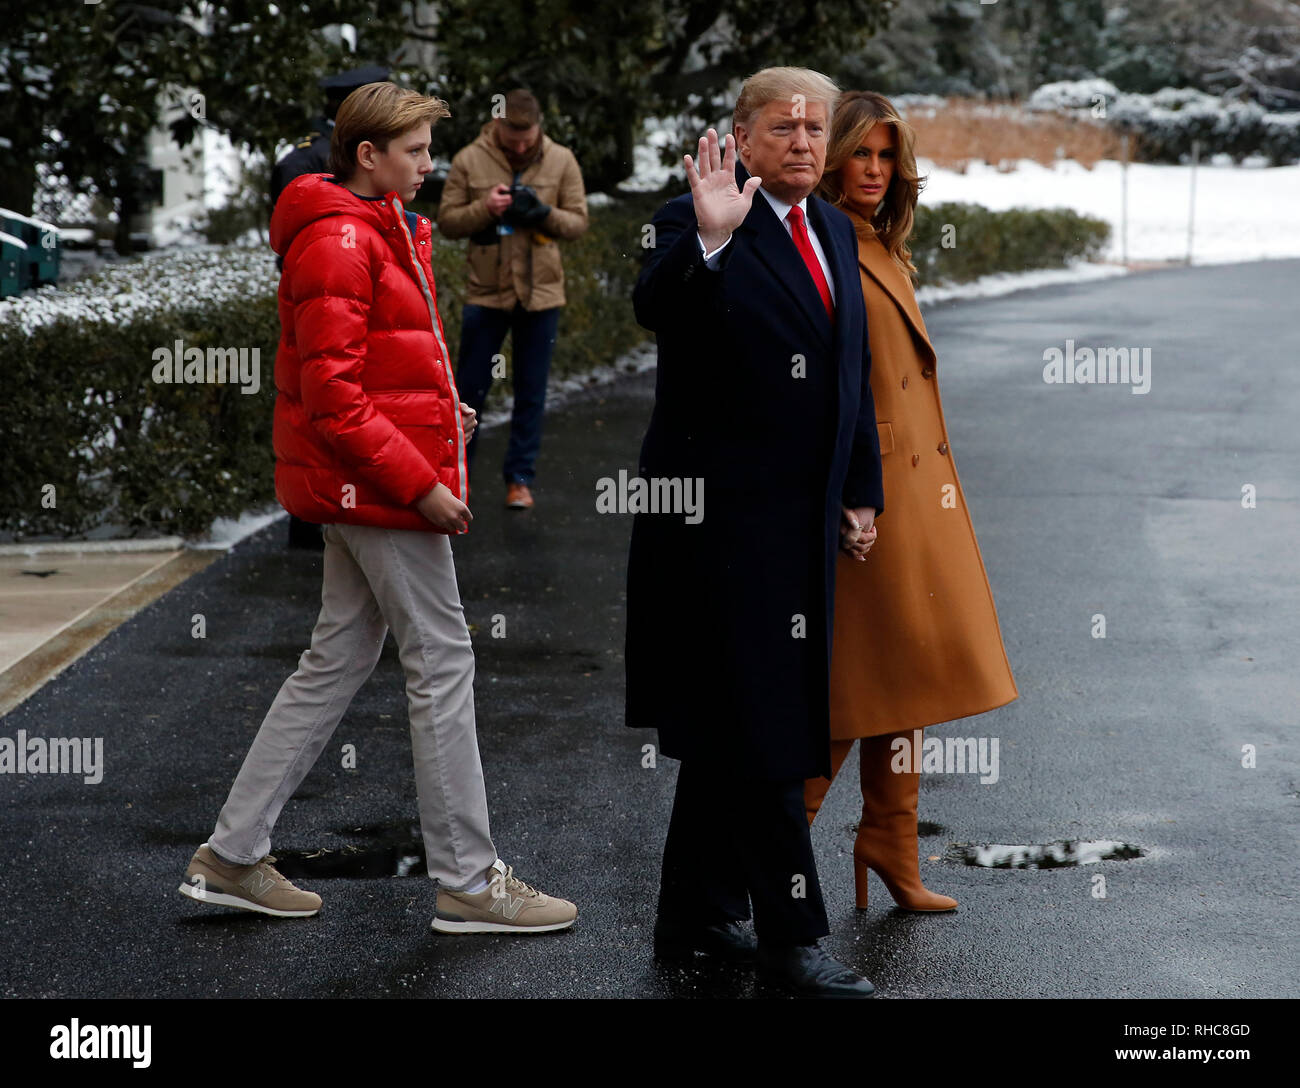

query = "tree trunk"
[[0, 159, 38, 218]]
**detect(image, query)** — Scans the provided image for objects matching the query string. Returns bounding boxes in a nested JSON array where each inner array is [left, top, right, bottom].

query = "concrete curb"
[[0, 549, 219, 717], [0, 538, 184, 557]]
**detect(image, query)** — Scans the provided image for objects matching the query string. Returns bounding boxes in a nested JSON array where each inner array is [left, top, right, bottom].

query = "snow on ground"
[[918, 157, 1300, 265], [189, 504, 287, 551], [478, 342, 659, 430], [0, 537, 184, 556], [914, 261, 1129, 305], [3, 505, 288, 553]]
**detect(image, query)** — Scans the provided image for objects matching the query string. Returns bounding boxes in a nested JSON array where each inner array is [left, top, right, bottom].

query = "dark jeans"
[[455, 302, 561, 486], [657, 758, 830, 946]]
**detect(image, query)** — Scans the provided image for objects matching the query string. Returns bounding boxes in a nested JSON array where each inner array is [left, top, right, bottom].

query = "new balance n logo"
[[489, 884, 526, 920], [240, 870, 277, 899]]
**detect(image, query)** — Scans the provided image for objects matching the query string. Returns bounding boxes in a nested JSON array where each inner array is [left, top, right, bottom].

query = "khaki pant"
[[209, 523, 497, 888]]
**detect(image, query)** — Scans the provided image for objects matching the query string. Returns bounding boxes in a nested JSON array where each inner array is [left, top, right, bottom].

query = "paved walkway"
[[1, 260, 1296, 999]]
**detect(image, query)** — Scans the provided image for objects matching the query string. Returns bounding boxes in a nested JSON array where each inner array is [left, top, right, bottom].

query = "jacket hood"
[[270, 173, 396, 256]]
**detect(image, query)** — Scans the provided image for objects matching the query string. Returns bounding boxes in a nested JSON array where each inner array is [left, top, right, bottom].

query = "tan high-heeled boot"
[[853, 731, 957, 912]]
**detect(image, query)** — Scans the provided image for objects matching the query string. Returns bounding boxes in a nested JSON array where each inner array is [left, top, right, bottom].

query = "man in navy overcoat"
[[625, 67, 885, 997]]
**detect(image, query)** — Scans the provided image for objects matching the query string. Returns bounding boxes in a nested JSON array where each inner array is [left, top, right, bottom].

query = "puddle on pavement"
[[269, 821, 425, 879], [949, 839, 1145, 868]]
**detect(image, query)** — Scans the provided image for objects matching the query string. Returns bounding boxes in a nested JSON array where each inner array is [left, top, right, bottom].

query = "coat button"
[[938, 441, 949, 454], [911, 454, 920, 467], [901, 376, 908, 389], [921, 367, 934, 379]]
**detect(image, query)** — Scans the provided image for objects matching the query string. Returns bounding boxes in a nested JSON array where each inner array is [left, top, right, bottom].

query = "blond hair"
[[328, 82, 451, 180], [818, 91, 926, 281], [732, 67, 840, 133]]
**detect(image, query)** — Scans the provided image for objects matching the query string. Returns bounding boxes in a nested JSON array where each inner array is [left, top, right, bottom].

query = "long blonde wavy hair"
[[818, 91, 926, 281]]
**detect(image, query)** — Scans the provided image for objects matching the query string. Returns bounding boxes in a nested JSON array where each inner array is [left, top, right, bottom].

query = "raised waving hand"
[[685, 128, 763, 253]]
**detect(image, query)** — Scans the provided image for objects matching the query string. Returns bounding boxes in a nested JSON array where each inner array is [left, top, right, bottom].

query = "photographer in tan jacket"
[[437, 89, 588, 509]]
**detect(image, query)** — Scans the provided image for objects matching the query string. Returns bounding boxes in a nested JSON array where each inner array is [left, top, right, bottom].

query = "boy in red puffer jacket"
[[178, 82, 576, 935]]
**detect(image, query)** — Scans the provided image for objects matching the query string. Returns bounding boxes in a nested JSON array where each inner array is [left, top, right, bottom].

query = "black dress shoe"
[[653, 920, 758, 963], [756, 941, 876, 998]]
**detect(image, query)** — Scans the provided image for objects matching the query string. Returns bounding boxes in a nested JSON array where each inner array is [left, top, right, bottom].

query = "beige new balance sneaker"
[[177, 843, 321, 918], [431, 859, 576, 934]]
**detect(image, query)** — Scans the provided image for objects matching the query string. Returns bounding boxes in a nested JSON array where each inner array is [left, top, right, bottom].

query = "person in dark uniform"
[[270, 64, 391, 207], [270, 64, 390, 550]]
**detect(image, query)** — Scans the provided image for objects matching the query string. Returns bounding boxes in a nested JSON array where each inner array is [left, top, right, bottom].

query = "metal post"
[[1186, 138, 1200, 266], [1120, 133, 1130, 265]]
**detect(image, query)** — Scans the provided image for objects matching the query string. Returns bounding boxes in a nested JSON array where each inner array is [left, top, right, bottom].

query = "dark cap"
[[318, 64, 391, 92]]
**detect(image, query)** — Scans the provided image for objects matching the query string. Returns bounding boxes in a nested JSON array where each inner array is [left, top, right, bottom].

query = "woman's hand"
[[459, 401, 478, 442], [840, 506, 878, 561], [416, 482, 472, 533]]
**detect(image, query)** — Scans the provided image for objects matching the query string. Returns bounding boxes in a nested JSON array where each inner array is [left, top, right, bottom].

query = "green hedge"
[[0, 192, 1106, 540], [0, 194, 661, 540], [912, 202, 1111, 285], [0, 294, 281, 538]]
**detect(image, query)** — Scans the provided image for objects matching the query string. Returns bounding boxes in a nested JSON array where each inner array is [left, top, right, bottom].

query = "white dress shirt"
[[696, 186, 836, 305]]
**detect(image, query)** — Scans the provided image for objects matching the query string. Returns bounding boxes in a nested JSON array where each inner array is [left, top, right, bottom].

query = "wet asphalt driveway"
[[1, 259, 1296, 999]]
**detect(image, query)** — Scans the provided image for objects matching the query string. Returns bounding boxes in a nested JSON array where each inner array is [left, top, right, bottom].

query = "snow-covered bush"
[[1147, 87, 1219, 112], [1029, 81, 1300, 165], [891, 94, 949, 114], [1, 292, 280, 539], [1027, 79, 1121, 113], [1261, 112, 1300, 166], [0, 241, 277, 335]]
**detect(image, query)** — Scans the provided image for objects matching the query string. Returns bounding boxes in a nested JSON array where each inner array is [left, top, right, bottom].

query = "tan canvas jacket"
[[437, 122, 588, 310]]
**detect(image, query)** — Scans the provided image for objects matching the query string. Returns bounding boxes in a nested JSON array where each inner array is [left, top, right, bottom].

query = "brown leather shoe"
[[505, 483, 534, 509]]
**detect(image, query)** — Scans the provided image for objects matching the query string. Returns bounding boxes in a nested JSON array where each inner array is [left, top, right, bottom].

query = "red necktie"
[[786, 205, 834, 321]]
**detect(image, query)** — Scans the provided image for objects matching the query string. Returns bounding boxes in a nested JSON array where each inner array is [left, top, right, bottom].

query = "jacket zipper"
[[389, 195, 468, 505]]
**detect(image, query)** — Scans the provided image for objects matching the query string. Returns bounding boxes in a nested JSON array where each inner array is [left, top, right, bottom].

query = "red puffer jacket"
[[269, 173, 466, 533]]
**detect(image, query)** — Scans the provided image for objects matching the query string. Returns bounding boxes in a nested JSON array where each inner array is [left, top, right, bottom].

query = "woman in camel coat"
[[809, 91, 1018, 911]]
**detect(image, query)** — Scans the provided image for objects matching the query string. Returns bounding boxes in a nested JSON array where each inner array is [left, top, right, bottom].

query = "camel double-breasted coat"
[[829, 210, 1017, 738]]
